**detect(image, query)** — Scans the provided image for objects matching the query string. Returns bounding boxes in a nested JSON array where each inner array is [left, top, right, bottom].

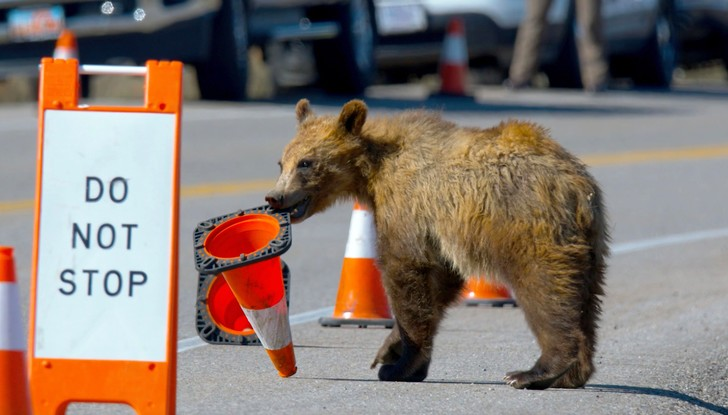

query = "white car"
[[375, 0, 679, 88]]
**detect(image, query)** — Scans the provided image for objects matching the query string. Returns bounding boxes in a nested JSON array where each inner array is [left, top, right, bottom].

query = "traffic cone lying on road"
[[196, 261, 291, 346], [438, 17, 469, 96], [462, 277, 517, 307], [0, 246, 31, 415], [53, 29, 78, 60], [319, 201, 394, 328], [196, 209, 296, 377]]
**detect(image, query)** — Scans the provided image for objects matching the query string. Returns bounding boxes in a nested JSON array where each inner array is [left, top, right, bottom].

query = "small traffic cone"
[[438, 17, 469, 96], [319, 201, 394, 328], [195, 209, 296, 377], [0, 247, 31, 415], [53, 29, 78, 60], [462, 277, 517, 307]]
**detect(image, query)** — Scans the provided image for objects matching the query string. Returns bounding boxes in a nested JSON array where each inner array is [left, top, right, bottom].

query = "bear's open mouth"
[[289, 196, 311, 220]]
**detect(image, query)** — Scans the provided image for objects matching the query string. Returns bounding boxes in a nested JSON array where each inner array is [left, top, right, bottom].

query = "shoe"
[[503, 78, 530, 90], [584, 82, 608, 94]]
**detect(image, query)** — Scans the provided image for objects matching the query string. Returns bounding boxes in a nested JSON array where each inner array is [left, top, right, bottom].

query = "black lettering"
[[72, 223, 91, 249], [96, 223, 116, 249], [83, 269, 98, 296], [129, 271, 147, 296], [85, 176, 103, 202], [121, 224, 138, 250], [59, 269, 76, 295], [109, 177, 128, 203], [104, 270, 123, 296]]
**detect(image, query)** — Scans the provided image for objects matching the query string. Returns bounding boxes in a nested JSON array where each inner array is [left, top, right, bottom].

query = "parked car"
[[374, 0, 681, 88], [675, 0, 728, 71], [374, 0, 573, 81], [0, 0, 378, 100]]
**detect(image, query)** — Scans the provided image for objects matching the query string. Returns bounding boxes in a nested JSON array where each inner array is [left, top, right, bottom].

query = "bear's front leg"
[[376, 321, 431, 382], [371, 321, 403, 368], [374, 262, 465, 382]]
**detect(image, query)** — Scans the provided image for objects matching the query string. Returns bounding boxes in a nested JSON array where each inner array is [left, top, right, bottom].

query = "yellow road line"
[[180, 179, 276, 198], [0, 199, 34, 214], [582, 143, 728, 167], [2, 144, 728, 215], [0, 179, 276, 216]]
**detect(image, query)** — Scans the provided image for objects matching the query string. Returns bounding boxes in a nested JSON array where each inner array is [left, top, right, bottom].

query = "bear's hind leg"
[[376, 264, 464, 382], [504, 278, 588, 389]]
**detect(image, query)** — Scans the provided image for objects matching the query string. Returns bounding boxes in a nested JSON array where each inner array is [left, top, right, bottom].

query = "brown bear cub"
[[266, 99, 609, 389]]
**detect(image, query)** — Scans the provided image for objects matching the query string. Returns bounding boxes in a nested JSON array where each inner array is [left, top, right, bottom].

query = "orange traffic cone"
[[319, 201, 394, 328], [438, 17, 469, 96], [462, 277, 517, 307], [1, 247, 31, 415], [196, 261, 291, 346], [53, 29, 78, 60], [195, 208, 296, 377]]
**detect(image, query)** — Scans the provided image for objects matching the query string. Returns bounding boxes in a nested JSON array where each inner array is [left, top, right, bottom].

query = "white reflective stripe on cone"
[[344, 209, 377, 259], [0, 283, 24, 351], [53, 48, 77, 59], [242, 295, 292, 351]]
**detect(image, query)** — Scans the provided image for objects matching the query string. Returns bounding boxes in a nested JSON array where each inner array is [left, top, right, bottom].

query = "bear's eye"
[[297, 159, 313, 169]]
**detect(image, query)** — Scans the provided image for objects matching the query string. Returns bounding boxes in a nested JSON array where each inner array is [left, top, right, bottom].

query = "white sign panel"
[[35, 110, 176, 362]]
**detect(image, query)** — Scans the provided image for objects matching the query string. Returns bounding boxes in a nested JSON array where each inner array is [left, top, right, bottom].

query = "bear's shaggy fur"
[[266, 99, 609, 389]]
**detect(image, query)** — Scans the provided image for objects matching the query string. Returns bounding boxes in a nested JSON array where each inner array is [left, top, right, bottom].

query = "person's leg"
[[507, 0, 554, 87], [575, 0, 608, 90]]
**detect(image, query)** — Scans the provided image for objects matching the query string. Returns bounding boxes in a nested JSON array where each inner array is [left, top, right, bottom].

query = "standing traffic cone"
[[53, 29, 78, 60], [0, 247, 31, 415], [319, 201, 394, 328], [438, 17, 469, 96], [462, 277, 517, 307], [194, 208, 296, 377]]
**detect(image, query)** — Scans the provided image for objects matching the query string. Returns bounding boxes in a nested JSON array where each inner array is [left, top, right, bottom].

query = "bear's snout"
[[265, 190, 285, 210]]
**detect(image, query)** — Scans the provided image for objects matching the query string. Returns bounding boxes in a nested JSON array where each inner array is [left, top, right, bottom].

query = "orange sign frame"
[[28, 58, 182, 415]]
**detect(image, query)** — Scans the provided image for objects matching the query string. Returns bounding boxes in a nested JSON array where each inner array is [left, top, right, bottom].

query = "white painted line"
[[177, 336, 207, 353], [612, 227, 728, 255], [177, 306, 334, 353], [177, 228, 728, 354], [289, 306, 334, 326]]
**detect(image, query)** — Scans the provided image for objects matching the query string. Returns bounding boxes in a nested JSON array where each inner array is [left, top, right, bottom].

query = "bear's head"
[[266, 99, 368, 223]]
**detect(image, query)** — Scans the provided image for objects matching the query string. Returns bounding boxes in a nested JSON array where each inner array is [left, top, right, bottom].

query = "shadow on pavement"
[[588, 384, 728, 415], [295, 376, 728, 413]]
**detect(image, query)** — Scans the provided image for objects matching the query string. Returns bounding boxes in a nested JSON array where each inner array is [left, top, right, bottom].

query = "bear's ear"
[[338, 100, 367, 136], [295, 99, 313, 123]]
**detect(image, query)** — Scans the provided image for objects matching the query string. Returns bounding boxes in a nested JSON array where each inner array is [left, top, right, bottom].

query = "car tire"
[[632, 7, 676, 88], [195, 0, 249, 101], [308, 0, 377, 94]]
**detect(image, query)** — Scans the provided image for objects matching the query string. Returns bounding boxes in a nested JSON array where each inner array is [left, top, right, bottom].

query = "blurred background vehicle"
[[675, 0, 728, 71], [374, 0, 728, 89], [374, 0, 574, 83], [0, 0, 377, 100]]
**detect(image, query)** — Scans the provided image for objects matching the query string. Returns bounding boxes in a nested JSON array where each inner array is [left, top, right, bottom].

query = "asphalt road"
[[1, 82, 728, 414]]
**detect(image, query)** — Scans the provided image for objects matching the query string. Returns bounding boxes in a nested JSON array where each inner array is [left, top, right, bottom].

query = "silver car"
[[375, 0, 680, 88]]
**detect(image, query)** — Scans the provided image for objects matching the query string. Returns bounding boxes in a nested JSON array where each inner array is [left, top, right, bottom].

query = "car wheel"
[[632, 8, 676, 88], [722, 30, 728, 73], [195, 0, 249, 101], [309, 0, 377, 94]]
